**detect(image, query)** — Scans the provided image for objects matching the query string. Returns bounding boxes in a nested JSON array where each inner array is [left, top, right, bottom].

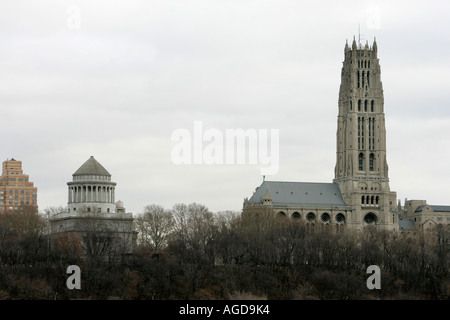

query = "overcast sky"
[[1, 0, 449, 214]]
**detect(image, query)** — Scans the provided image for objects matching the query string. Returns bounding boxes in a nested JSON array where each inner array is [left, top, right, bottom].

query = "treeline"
[[0, 203, 449, 300]]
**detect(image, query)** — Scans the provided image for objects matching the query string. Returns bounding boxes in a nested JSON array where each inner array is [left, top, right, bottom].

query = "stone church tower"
[[243, 38, 399, 231], [333, 37, 398, 230]]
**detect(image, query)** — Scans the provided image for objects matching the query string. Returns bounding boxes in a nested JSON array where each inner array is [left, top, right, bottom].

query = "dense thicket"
[[0, 204, 448, 300]]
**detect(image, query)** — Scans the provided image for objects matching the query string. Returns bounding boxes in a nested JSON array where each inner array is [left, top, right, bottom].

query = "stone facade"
[[67, 156, 117, 215], [401, 200, 450, 231], [333, 37, 398, 231], [50, 156, 137, 255], [243, 181, 351, 232], [244, 38, 399, 231]]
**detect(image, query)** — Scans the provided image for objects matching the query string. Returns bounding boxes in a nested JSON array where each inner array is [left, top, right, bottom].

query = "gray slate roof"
[[73, 156, 111, 176], [249, 181, 347, 207], [399, 219, 416, 231], [415, 205, 450, 213]]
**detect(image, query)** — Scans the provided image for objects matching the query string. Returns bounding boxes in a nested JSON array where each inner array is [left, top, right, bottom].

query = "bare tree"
[[0, 206, 46, 239], [78, 213, 115, 264], [171, 202, 216, 253], [168, 203, 219, 298], [135, 204, 174, 252]]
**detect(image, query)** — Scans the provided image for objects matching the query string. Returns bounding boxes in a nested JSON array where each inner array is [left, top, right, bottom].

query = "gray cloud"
[[1, 0, 449, 213]]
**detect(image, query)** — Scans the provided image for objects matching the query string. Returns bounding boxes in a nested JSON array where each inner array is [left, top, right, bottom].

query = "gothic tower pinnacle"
[[334, 37, 398, 230]]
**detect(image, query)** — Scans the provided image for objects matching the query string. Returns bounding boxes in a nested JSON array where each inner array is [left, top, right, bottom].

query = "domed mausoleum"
[[50, 156, 136, 255]]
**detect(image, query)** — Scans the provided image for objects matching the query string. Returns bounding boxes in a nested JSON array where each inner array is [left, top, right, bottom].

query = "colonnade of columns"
[[68, 185, 115, 203]]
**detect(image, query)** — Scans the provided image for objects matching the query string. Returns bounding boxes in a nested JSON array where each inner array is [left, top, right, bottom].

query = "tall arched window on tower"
[[371, 100, 374, 112], [364, 100, 368, 112], [358, 153, 364, 171], [357, 71, 360, 88], [358, 100, 361, 111], [350, 100, 352, 111], [369, 153, 375, 171]]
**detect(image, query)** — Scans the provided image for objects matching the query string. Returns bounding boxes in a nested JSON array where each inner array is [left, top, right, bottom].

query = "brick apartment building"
[[0, 158, 38, 213]]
